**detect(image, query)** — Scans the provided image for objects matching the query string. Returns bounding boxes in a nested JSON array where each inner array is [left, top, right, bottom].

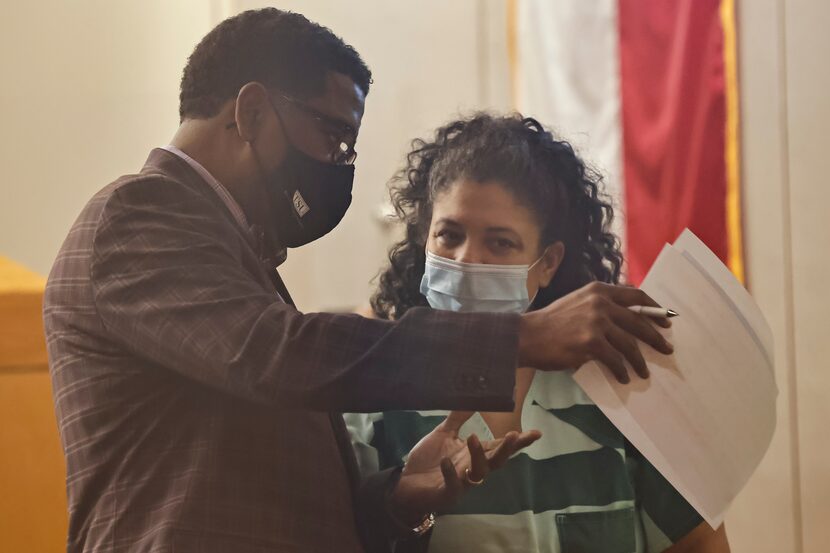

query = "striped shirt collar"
[[160, 145, 288, 268], [161, 144, 250, 232]]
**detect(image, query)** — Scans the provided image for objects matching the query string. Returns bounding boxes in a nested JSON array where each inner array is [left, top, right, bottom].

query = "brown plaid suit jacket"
[[43, 149, 520, 553]]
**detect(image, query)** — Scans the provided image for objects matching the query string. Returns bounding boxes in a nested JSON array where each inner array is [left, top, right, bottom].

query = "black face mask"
[[262, 107, 355, 248]]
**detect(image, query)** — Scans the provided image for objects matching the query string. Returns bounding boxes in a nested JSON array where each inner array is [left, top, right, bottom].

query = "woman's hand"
[[518, 281, 674, 383], [389, 411, 541, 524]]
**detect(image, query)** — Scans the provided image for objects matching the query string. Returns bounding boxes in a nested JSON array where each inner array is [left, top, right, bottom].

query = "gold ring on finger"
[[464, 468, 485, 486]]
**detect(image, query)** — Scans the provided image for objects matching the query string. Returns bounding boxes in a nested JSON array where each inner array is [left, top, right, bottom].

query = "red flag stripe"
[[619, 0, 729, 284]]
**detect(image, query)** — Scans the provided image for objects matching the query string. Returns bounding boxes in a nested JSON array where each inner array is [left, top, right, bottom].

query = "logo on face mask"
[[292, 190, 310, 218]]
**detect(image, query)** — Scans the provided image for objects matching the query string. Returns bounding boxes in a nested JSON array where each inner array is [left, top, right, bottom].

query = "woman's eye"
[[435, 230, 462, 245], [492, 238, 517, 250]]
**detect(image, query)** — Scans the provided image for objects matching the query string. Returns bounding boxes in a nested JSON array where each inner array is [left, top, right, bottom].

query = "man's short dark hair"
[[179, 8, 372, 120]]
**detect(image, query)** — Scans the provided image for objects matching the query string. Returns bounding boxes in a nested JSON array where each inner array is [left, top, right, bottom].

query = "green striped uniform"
[[345, 370, 702, 553]]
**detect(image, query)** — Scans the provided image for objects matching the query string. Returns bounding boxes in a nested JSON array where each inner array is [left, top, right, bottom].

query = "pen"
[[628, 306, 678, 318]]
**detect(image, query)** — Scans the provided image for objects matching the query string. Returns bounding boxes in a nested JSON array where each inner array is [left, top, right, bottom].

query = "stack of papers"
[[573, 229, 777, 528]]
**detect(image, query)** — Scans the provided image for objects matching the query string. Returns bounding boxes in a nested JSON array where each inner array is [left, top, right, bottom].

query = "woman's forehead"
[[431, 179, 542, 233]]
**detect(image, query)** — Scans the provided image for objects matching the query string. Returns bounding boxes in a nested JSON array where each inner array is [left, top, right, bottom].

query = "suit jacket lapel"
[[269, 266, 362, 493], [268, 267, 294, 307], [154, 147, 364, 495]]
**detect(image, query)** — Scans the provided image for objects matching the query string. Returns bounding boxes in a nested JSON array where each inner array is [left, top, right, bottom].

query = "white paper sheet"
[[573, 230, 777, 528]]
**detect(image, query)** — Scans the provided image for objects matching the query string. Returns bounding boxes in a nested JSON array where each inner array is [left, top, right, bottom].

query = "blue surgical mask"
[[419, 250, 542, 313]]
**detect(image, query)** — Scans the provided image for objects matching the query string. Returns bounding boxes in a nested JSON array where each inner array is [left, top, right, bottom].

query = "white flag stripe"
[[516, 0, 626, 247]]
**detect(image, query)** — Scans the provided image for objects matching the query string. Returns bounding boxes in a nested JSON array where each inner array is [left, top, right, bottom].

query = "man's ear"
[[537, 241, 565, 288], [234, 82, 271, 143]]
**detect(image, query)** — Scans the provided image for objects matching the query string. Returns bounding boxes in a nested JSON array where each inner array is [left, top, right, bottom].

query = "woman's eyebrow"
[[485, 226, 520, 234], [433, 218, 462, 227]]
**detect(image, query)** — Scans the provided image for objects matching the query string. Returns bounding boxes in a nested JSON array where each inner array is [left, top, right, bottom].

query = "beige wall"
[[727, 0, 799, 549], [1, 1, 827, 551], [780, 0, 830, 550], [729, 0, 830, 552], [0, 0, 217, 276]]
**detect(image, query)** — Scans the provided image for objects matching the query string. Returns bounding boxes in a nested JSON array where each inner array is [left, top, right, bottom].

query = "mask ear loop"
[[269, 99, 299, 151], [247, 98, 289, 189], [528, 243, 554, 271], [526, 246, 554, 312]]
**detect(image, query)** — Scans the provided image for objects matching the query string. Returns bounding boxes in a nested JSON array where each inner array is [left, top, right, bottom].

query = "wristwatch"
[[410, 512, 436, 536], [386, 467, 436, 537]]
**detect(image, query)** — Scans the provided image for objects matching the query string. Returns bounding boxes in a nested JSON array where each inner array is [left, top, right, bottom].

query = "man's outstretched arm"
[[91, 176, 520, 413]]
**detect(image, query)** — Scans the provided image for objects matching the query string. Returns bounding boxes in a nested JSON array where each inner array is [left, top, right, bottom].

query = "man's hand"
[[519, 282, 674, 383], [665, 522, 730, 552], [389, 411, 541, 524]]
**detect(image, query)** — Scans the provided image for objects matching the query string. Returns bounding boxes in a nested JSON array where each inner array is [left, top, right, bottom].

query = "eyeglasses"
[[277, 94, 358, 165]]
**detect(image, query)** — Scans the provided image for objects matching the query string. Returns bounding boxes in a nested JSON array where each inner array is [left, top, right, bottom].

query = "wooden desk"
[[0, 256, 67, 552]]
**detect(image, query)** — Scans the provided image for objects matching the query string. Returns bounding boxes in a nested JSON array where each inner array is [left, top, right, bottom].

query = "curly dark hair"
[[179, 8, 372, 121], [371, 113, 623, 320]]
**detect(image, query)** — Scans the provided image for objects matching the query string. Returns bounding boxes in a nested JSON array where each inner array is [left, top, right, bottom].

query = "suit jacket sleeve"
[[89, 176, 519, 412], [346, 413, 431, 553]]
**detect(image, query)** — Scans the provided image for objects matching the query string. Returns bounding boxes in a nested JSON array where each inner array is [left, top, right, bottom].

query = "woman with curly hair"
[[346, 113, 729, 553]]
